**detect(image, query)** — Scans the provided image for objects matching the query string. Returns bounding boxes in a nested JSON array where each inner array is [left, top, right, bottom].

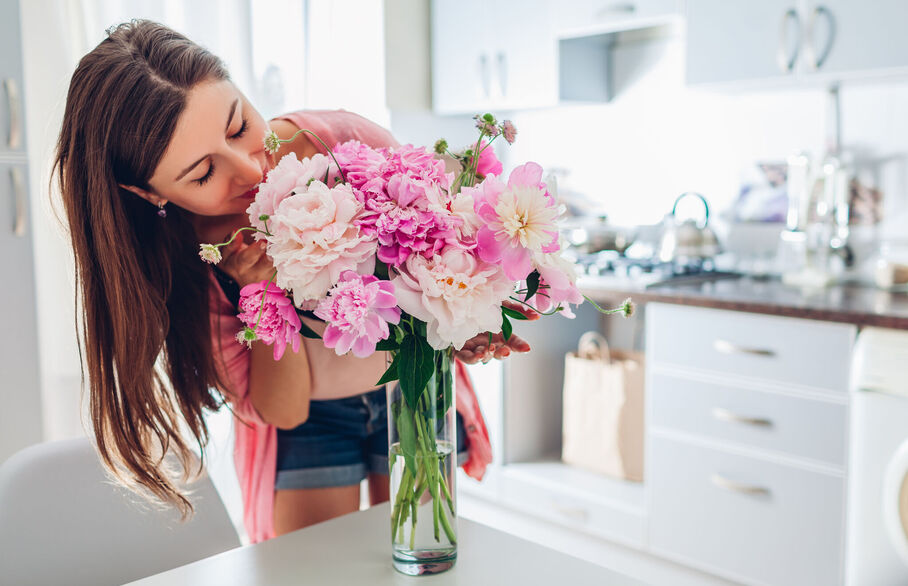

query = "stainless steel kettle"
[[658, 192, 721, 263]]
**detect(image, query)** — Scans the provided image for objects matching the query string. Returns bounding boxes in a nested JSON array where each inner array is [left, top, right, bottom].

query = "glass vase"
[[386, 346, 457, 575]]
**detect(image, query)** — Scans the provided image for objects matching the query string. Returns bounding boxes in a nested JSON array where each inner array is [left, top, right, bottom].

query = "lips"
[[240, 187, 258, 199]]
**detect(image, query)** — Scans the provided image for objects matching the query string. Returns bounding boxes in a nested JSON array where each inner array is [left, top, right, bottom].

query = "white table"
[[126, 503, 646, 585]]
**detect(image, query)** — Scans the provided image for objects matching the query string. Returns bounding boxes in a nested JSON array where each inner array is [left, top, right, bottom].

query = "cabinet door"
[[686, 0, 803, 85], [491, 0, 558, 111], [430, 0, 494, 114], [804, 0, 908, 77], [0, 0, 25, 155], [0, 161, 43, 461]]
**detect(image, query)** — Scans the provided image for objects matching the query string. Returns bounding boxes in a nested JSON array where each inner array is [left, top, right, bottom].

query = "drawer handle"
[[713, 339, 776, 357], [551, 503, 590, 523], [711, 474, 771, 497], [10, 165, 26, 237], [711, 407, 773, 428], [5, 78, 21, 150]]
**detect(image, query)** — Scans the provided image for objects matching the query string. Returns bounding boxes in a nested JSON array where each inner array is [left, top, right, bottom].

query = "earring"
[[157, 201, 167, 218]]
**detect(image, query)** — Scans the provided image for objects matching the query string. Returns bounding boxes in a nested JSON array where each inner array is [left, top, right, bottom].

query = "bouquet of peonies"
[[200, 113, 631, 570]]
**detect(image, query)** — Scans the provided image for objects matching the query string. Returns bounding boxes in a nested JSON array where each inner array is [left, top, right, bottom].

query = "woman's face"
[[147, 79, 270, 217]]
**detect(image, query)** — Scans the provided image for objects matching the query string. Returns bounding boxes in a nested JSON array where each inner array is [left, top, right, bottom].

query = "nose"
[[231, 147, 265, 186]]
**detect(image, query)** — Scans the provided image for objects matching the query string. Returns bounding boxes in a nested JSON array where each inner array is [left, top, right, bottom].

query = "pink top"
[[210, 110, 493, 543]]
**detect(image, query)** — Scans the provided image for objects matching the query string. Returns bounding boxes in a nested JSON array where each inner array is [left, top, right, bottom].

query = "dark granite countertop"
[[578, 275, 908, 329]]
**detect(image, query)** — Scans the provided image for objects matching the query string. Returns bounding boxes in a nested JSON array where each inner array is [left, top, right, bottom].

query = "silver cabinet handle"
[[5, 78, 22, 150], [496, 51, 508, 98], [777, 8, 801, 73], [10, 166, 26, 237], [806, 5, 835, 70], [478, 53, 491, 98], [712, 407, 773, 428], [711, 474, 770, 496], [713, 339, 776, 357]]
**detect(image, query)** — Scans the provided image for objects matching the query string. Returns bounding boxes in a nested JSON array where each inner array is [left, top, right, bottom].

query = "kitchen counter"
[[125, 503, 644, 585], [579, 274, 908, 329]]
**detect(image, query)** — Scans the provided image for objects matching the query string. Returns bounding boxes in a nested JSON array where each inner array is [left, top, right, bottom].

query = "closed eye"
[[230, 118, 249, 140], [194, 118, 249, 186], [194, 162, 215, 186]]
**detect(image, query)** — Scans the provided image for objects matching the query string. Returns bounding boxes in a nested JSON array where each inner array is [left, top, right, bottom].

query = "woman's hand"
[[218, 237, 275, 288], [454, 300, 541, 364]]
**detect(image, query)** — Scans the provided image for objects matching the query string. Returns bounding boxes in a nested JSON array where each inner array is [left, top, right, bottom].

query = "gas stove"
[[572, 251, 740, 289]]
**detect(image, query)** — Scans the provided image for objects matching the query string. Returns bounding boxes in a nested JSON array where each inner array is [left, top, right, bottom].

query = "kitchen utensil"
[[658, 192, 721, 262], [564, 215, 638, 255]]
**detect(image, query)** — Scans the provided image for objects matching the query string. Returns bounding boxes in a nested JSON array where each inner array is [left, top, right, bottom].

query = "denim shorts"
[[275, 387, 469, 490]]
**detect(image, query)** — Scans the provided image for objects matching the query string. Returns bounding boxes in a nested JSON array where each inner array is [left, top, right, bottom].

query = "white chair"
[[0, 437, 241, 586]]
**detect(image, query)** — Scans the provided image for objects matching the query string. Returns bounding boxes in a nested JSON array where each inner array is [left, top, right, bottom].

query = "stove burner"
[[573, 251, 739, 288]]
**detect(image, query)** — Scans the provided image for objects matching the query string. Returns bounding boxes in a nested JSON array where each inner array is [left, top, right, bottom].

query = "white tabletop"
[[126, 503, 646, 585]]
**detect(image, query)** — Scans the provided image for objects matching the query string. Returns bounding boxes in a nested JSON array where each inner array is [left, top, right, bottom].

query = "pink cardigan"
[[210, 110, 493, 543]]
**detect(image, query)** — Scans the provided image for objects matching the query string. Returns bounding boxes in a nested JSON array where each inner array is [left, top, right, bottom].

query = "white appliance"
[[848, 327, 908, 585]]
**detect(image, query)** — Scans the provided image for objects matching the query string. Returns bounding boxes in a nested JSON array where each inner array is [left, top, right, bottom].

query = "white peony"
[[391, 246, 514, 350]]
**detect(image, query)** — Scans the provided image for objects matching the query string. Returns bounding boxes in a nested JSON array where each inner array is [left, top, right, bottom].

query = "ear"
[[119, 183, 167, 207]]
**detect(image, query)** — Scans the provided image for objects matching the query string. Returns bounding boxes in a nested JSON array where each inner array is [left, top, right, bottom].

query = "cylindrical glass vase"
[[386, 346, 457, 576]]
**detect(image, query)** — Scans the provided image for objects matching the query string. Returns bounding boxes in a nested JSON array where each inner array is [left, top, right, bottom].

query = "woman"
[[55, 20, 532, 542]]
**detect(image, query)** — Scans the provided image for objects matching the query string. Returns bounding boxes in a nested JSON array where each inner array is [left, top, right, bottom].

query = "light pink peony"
[[391, 246, 514, 350], [527, 251, 584, 318], [247, 152, 336, 236], [267, 180, 377, 305], [465, 162, 561, 281], [237, 281, 302, 360], [314, 270, 401, 358]]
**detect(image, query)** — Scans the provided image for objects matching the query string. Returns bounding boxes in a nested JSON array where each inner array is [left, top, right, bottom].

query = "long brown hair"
[[54, 20, 230, 516]]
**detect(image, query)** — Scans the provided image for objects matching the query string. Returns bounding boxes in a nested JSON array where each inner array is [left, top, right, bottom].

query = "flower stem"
[[280, 128, 348, 184]]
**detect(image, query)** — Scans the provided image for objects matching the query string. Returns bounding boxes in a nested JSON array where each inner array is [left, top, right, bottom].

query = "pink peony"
[[237, 281, 302, 360], [465, 162, 561, 281], [333, 141, 461, 267], [473, 140, 503, 178], [314, 271, 401, 358], [267, 180, 377, 305], [527, 251, 583, 318], [391, 246, 514, 350], [247, 152, 335, 236]]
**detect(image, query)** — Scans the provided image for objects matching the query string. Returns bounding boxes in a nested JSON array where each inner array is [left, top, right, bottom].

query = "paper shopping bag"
[[562, 331, 644, 482]]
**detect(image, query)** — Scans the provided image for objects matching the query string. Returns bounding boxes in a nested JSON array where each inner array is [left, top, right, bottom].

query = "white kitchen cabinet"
[[646, 303, 855, 586], [649, 434, 845, 586], [686, 0, 908, 86], [806, 0, 908, 78], [686, 0, 801, 85], [430, 0, 558, 114]]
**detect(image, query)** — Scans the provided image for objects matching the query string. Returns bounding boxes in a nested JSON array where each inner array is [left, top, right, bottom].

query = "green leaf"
[[374, 261, 389, 280], [524, 270, 540, 302], [502, 306, 529, 321], [398, 335, 436, 410], [375, 338, 399, 351], [502, 313, 513, 341], [376, 352, 400, 385]]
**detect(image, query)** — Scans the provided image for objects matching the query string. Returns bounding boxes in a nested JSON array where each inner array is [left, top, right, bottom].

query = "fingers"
[[219, 240, 272, 287]]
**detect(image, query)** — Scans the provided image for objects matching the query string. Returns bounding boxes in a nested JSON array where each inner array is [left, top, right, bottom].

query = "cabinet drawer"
[[649, 436, 844, 586], [651, 373, 847, 466], [647, 303, 854, 392]]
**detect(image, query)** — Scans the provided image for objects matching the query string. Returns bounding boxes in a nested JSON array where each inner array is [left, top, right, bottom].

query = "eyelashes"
[[194, 117, 250, 186]]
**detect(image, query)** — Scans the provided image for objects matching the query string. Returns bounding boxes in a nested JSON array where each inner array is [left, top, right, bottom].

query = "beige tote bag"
[[562, 331, 644, 482]]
